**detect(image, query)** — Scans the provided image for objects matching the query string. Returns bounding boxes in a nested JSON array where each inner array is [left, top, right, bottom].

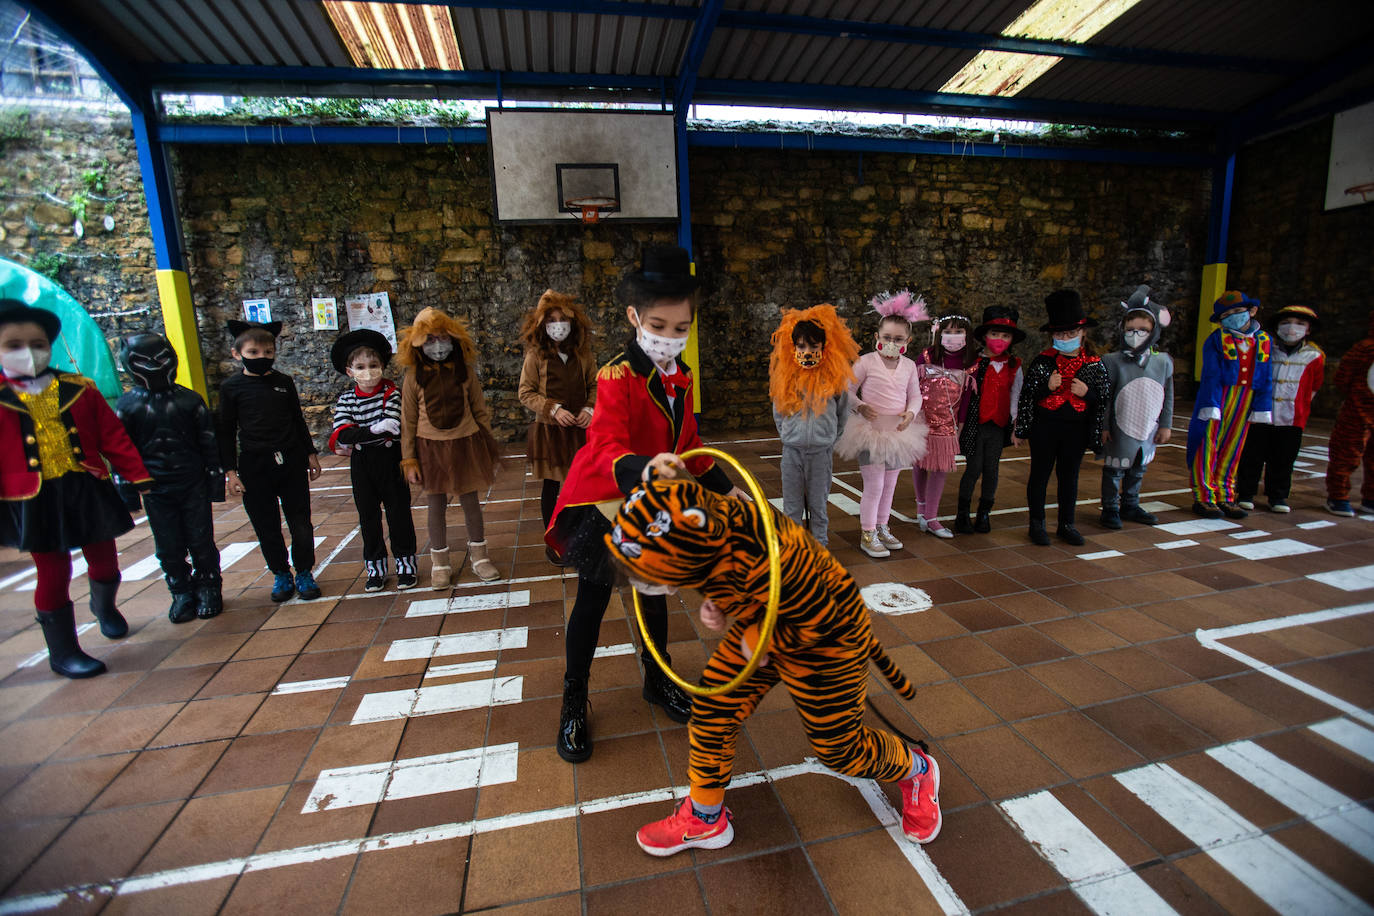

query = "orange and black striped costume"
[[606, 479, 917, 807]]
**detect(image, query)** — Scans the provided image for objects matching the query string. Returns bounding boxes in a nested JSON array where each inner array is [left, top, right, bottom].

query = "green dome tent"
[[0, 257, 123, 402]]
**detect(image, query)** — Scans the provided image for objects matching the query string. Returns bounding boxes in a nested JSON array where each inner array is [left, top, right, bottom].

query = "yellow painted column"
[[685, 260, 702, 410], [156, 268, 207, 397], [1195, 263, 1227, 380]]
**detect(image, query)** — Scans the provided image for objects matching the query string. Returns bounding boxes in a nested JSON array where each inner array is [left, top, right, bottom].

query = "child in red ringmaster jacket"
[[0, 300, 152, 678]]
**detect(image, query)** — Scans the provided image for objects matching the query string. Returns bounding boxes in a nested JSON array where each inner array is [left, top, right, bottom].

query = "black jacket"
[[116, 385, 224, 498]]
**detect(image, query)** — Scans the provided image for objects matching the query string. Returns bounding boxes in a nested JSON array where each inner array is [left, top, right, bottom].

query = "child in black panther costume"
[[116, 332, 225, 622]]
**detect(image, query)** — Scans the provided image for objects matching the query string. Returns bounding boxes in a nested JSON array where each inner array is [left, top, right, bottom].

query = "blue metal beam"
[[19, 0, 146, 111], [1204, 140, 1236, 264], [356, 0, 699, 20], [148, 63, 670, 94], [716, 10, 1300, 75], [156, 124, 488, 144], [1229, 35, 1374, 140], [674, 0, 723, 253]]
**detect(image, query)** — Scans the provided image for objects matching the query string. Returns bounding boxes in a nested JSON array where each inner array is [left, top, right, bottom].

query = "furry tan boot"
[[430, 546, 452, 589], [468, 540, 500, 581]]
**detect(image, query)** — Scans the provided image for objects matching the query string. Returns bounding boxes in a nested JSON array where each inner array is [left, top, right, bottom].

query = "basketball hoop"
[[565, 196, 618, 224]]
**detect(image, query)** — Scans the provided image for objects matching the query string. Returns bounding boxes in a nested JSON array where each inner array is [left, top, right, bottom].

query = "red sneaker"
[[898, 747, 942, 844], [636, 797, 734, 857]]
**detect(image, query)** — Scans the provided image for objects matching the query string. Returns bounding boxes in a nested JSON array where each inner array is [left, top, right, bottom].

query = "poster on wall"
[[242, 298, 271, 324], [345, 293, 397, 349], [1324, 100, 1374, 211], [312, 297, 339, 331]]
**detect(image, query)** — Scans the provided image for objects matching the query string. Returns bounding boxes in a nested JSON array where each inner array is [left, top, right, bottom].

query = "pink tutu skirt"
[[836, 413, 929, 469]]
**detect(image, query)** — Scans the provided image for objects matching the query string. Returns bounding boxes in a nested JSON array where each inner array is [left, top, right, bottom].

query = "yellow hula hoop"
[[630, 447, 781, 697]]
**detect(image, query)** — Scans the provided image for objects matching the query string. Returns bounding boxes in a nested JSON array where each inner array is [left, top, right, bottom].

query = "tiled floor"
[[1, 412, 1371, 914]]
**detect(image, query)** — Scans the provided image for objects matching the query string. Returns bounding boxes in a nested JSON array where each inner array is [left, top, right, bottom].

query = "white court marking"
[[271, 676, 350, 696], [1307, 564, 1374, 592], [1219, 538, 1321, 561], [1155, 518, 1241, 536], [1310, 718, 1374, 765], [350, 676, 524, 724], [1297, 520, 1336, 530], [1078, 549, 1124, 561], [17, 623, 96, 669], [1156, 539, 1198, 550], [1227, 530, 1270, 540], [860, 583, 933, 616], [1138, 501, 1178, 513], [304, 743, 519, 813], [384, 627, 529, 662], [405, 590, 531, 618], [423, 659, 497, 679], [593, 643, 636, 658]]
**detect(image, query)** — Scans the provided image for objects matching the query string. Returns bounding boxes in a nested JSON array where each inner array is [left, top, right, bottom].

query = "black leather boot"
[[973, 499, 993, 533], [557, 676, 592, 763], [37, 604, 106, 679], [642, 657, 692, 724], [88, 577, 128, 638], [1028, 517, 1051, 546], [1057, 523, 1086, 546], [194, 573, 223, 619], [953, 500, 974, 534], [167, 575, 197, 624]]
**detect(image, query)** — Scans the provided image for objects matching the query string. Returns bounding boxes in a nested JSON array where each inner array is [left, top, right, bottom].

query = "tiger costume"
[[606, 477, 943, 855]]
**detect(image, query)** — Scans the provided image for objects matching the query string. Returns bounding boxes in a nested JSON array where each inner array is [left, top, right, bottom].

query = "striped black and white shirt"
[[329, 379, 402, 454]]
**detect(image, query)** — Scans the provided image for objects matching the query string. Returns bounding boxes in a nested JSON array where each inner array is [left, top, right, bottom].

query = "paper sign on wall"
[[312, 297, 339, 330], [242, 299, 271, 324], [345, 292, 397, 349]]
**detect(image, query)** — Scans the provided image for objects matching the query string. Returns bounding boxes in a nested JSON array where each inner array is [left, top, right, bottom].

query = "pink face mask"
[[984, 338, 1011, 356]]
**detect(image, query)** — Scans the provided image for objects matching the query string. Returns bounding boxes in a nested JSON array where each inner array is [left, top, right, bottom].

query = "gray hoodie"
[[774, 392, 849, 451]]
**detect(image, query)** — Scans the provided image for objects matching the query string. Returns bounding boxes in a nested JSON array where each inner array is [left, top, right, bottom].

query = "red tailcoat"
[[0, 373, 152, 501]]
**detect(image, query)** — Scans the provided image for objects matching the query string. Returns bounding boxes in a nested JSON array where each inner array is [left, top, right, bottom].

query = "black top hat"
[[0, 298, 61, 342], [331, 329, 393, 374], [973, 305, 1026, 344], [1040, 289, 1098, 332], [226, 319, 283, 339], [618, 245, 700, 302]]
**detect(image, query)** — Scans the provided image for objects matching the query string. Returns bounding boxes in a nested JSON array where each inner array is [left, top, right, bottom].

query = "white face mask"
[[632, 310, 689, 365], [876, 340, 906, 357], [630, 577, 678, 596], [545, 321, 571, 342], [422, 339, 453, 361], [1, 346, 49, 378], [1276, 321, 1307, 343], [1123, 329, 1151, 350], [350, 367, 383, 387], [940, 332, 967, 352]]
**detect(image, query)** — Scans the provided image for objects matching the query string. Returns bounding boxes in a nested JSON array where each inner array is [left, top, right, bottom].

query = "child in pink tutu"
[[912, 313, 977, 538], [836, 291, 929, 558]]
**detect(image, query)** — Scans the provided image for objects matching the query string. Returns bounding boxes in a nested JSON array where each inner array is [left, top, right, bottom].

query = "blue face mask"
[[1220, 312, 1251, 333], [1052, 336, 1080, 354]]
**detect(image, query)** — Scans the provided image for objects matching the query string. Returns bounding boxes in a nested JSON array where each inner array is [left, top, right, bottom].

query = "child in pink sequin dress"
[[912, 314, 976, 538]]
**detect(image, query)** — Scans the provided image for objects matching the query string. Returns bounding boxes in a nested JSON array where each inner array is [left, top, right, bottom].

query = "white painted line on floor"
[[1310, 718, 1374, 765], [17, 558, 86, 592], [219, 542, 258, 571], [424, 660, 498, 679], [384, 627, 529, 662], [1208, 741, 1374, 865], [304, 743, 519, 813], [17, 623, 96, 669], [1155, 518, 1241, 535], [1292, 460, 1313, 468], [1114, 764, 1374, 916], [313, 527, 360, 576], [454, 572, 572, 588], [852, 775, 970, 916], [1156, 539, 1198, 550], [119, 553, 164, 581], [1000, 791, 1178, 916], [270, 676, 350, 696], [1307, 564, 1374, 592], [350, 676, 524, 724], [1296, 520, 1337, 530], [405, 590, 531, 618], [830, 477, 918, 524], [1227, 530, 1270, 540], [1196, 603, 1374, 729], [1219, 538, 1321, 561], [1079, 550, 1124, 561], [1138, 501, 1178, 513], [703, 436, 780, 445], [593, 643, 636, 658], [308, 484, 355, 493], [1298, 446, 1329, 459]]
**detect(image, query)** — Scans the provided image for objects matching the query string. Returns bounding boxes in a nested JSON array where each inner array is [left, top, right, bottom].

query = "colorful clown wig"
[[769, 303, 860, 417], [518, 289, 594, 359]]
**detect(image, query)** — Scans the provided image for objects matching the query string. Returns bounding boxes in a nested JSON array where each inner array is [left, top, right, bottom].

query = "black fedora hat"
[[331, 328, 393, 374], [973, 305, 1026, 345], [617, 244, 700, 303], [1040, 289, 1098, 332], [0, 298, 61, 342]]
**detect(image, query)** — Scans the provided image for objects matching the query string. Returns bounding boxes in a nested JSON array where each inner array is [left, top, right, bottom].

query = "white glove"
[[369, 418, 400, 436]]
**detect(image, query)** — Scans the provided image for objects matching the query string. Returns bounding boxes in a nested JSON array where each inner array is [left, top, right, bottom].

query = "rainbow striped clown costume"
[[1186, 291, 1274, 508]]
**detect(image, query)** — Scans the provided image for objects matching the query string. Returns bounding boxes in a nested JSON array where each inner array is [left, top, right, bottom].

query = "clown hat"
[[1270, 305, 1320, 334], [1209, 290, 1259, 322]]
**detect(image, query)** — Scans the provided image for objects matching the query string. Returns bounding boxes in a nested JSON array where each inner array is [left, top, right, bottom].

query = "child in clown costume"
[[1186, 290, 1274, 519], [606, 476, 942, 856], [1324, 312, 1374, 517], [769, 303, 858, 548]]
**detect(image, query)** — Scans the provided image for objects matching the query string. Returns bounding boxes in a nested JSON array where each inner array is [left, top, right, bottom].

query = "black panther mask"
[[120, 332, 178, 392]]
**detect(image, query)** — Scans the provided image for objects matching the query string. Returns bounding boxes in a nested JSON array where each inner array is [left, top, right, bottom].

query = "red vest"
[[979, 357, 1018, 427]]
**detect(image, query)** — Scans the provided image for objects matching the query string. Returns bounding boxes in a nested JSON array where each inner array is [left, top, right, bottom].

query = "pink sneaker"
[[636, 797, 734, 857], [898, 747, 942, 843]]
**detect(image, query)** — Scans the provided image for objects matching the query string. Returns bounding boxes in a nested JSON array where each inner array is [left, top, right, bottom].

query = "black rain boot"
[[88, 577, 128, 639], [953, 500, 974, 534], [194, 572, 223, 619], [974, 499, 994, 533], [557, 676, 592, 763], [1028, 517, 1051, 546], [642, 655, 692, 724], [37, 603, 106, 679], [167, 575, 197, 624], [1056, 513, 1086, 545], [1099, 507, 1122, 530]]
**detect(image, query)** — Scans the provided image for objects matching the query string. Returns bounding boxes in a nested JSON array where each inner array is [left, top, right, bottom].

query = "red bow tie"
[[661, 366, 691, 392]]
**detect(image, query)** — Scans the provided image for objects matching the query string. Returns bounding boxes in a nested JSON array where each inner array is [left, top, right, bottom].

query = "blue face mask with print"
[[1220, 312, 1250, 333], [1052, 336, 1080, 354]]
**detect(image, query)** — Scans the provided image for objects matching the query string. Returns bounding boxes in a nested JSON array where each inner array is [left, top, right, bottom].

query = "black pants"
[[958, 421, 1008, 506], [144, 478, 220, 587], [565, 574, 668, 682], [541, 478, 561, 529], [1026, 407, 1090, 524], [1237, 424, 1305, 504], [239, 450, 315, 575], [351, 446, 417, 562]]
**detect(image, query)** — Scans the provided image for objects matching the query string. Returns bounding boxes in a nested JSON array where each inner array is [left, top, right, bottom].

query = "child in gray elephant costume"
[[1099, 285, 1174, 528]]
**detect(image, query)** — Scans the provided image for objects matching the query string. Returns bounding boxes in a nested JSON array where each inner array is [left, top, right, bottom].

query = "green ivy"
[[165, 96, 475, 127], [68, 190, 89, 224], [82, 160, 109, 193], [29, 251, 66, 280]]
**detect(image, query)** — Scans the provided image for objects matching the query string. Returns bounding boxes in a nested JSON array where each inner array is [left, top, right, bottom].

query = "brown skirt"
[[415, 430, 502, 496], [526, 421, 587, 481]]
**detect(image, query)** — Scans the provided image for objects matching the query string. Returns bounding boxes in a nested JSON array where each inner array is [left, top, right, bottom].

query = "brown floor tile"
[[197, 728, 318, 794], [0, 714, 99, 770], [880, 644, 950, 686], [369, 785, 477, 836], [940, 725, 1068, 800], [1206, 671, 1337, 727], [1256, 729, 1374, 802], [90, 740, 229, 810], [196, 655, 293, 698], [1150, 682, 1283, 742], [0, 815, 70, 888], [935, 598, 1021, 632], [991, 890, 1095, 915], [1049, 783, 1158, 866], [260, 603, 336, 630], [1034, 617, 1129, 654], [136, 784, 286, 873], [9, 800, 182, 895], [919, 635, 1012, 677], [221, 855, 357, 916], [299, 720, 405, 780], [808, 829, 952, 916], [1083, 697, 1213, 760], [51, 702, 183, 759], [773, 771, 884, 842], [979, 626, 1072, 666], [395, 707, 487, 760], [1271, 821, 1374, 904], [1172, 850, 1273, 914], [1167, 753, 1297, 829], [574, 730, 671, 801], [903, 681, 1000, 738], [109, 664, 219, 707], [1041, 583, 1121, 614], [954, 569, 1027, 598], [102, 877, 236, 915], [1088, 647, 1194, 692], [156, 632, 252, 668], [923, 803, 1064, 910], [23, 672, 143, 718], [464, 820, 578, 910], [232, 625, 319, 660], [1013, 711, 1145, 779], [700, 847, 829, 916], [963, 669, 1069, 722], [341, 836, 467, 916], [151, 692, 266, 746], [585, 870, 706, 916], [1026, 657, 1134, 706], [254, 779, 376, 853], [577, 800, 684, 887], [1142, 636, 1250, 680], [890, 608, 970, 643], [1137, 861, 1231, 916], [278, 647, 366, 683], [0, 752, 134, 820]]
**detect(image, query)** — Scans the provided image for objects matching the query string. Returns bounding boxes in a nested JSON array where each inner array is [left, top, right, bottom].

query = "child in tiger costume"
[[605, 472, 942, 856]]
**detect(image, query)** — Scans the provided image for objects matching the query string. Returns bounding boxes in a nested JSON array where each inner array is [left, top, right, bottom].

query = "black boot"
[[194, 573, 223, 619], [1099, 507, 1122, 530], [953, 500, 974, 534], [167, 576, 197, 624], [557, 676, 592, 763], [1028, 517, 1051, 546], [973, 499, 993, 533], [88, 578, 128, 638], [642, 656, 692, 724], [1056, 523, 1086, 546], [37, 604, 106, 679]]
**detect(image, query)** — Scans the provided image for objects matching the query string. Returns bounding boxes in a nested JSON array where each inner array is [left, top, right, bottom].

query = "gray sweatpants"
[[1101, 449, 1147, 510], [781, 445, 834, 546]]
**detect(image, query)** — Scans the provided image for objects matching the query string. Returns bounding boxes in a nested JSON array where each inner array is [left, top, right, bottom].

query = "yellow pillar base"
[[1195, 263, 1227, 380], [156, 269, 207, 398]]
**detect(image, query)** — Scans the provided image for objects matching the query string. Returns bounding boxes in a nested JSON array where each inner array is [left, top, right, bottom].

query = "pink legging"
[[859, 465, 902, 530], [913, 468, 949, 520], [31, 540, 119, 613]]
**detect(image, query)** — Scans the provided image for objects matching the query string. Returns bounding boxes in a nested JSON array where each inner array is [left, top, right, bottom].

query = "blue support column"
[[1196, 137, 1237, 380]]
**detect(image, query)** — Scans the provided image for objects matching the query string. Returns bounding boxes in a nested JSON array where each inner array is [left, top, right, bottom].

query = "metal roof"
[[20, 0, 1374, 138]]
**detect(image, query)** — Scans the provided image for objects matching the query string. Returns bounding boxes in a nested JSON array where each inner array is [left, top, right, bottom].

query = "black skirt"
[[0, 472, 135, 554], [551, 503, 622, 587]]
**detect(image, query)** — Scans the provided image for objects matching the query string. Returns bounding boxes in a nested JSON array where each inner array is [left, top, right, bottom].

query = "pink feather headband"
[[869, 290, 930, 324]]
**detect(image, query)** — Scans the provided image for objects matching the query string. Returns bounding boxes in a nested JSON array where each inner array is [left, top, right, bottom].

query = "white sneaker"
[[860, 530, 890, 558], [1237, 500, 1255, 511], [876, 524, 904, 550], [1269, 501, 1291, 513]]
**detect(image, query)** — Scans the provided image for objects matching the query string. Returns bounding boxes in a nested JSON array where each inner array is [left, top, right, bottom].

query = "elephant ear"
[[1157, 307, 1171, 328]]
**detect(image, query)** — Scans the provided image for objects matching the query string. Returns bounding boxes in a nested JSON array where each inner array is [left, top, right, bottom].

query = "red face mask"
[[984, 338, 1011, 355]]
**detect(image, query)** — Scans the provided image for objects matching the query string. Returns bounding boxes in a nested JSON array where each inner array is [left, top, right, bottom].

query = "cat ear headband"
[[226, 319, 283, 338]]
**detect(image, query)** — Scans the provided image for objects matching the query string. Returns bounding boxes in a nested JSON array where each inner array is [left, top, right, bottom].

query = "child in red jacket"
[[1325, 312, 1374, 516]]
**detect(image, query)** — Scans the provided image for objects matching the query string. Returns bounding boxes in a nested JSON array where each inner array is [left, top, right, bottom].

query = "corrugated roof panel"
[[282, 0, 355, 68], [451, 8, 486, 71], [118, 0, 225, 64], [92, 0, 177, 63], [1092, 0, 1368, 61], [184, 0, 274, 66], [1028, 60, 1287, 113]]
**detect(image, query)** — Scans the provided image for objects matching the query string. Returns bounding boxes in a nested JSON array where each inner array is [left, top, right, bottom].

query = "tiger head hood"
[[605, 478, 761, 589]]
